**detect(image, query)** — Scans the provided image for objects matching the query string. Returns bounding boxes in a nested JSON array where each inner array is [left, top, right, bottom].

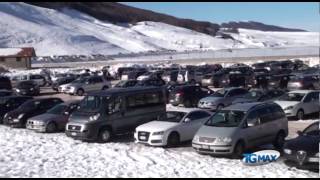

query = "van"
[[192, 102, 288, 158], [65, 87, 167, 142]]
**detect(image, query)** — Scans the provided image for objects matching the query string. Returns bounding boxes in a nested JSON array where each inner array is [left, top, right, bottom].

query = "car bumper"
[[4, 119, 25, 128], [65, 123, 98, 141], [192, 142, 233, 155], [134, 132, 167, 146], [284, 153, 319, 171], [284, 109, 296, 117], [26, 124, 46, 132]]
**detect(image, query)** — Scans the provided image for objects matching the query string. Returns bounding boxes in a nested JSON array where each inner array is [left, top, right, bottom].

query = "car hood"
[[7, 108, 31, 118], [274, 101, 299, 109], [200, 96, 223, 103], [284, 135, 319, 154], [29, 113, 63, 122], [136, 121, 179, 132], [196, 125, 238, 138]]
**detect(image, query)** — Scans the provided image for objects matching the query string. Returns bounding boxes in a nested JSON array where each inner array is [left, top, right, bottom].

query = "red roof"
[[0, 47, 36, 58]]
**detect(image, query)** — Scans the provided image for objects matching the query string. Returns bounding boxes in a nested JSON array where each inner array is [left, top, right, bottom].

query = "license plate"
[[71, 132, 77, 136], [139, 136, 146, 140], [202, 145, 210, 149]]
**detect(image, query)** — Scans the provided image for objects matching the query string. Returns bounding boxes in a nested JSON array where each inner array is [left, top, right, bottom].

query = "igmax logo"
[[242, 150, 280, 166]]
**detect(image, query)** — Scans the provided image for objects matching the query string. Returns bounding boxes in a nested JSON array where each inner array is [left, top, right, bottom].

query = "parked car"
[[283, 121, 319, 172], [252, 68, 270, 89], [14, 80, 40, 96], [198, 87, 249, 111], [135, 108, 212, 147], [268, 74, 291, 89], [274, 90, 320, 120], [177, 68, 204, 84], [52, 76, 77, 92], [0, 96, 33, 124], [26, 101, 80, 133], [65, 87, 167, 142], [228, 70, 255, 88], [10, 74, 47, 88], [169, 85, 214, 107], [113, 80, 138, 88], [201, 69, 230, 88], [287, 74, 320, 90], [161, 70, 179, 84], [62, 76, 111, 96], [192, 102, 288, 158], [232, 89, 285, 104], [0, 76, 12, 90], [3, 98, 64, 128], [251, 61, 277, 70], [136, 77, 166, 87], [121, 68, 148, 80], [137, 71, 164, 81], [0, 90, 13, 97]]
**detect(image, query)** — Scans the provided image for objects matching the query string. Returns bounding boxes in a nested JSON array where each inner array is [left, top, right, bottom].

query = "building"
[[0, 47, 36, 69]]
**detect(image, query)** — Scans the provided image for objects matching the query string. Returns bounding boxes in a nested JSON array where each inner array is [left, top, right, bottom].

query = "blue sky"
[[121, 2, 319, 31]]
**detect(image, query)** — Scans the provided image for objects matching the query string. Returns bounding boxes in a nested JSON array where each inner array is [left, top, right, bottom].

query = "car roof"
[[88, 86, 163, 97], [289, 90, 319, 94], [60, 100, 80, 106], [223, 102, 274, 112]]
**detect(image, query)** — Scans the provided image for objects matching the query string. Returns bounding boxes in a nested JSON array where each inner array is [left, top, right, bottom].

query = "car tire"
[[232, 141, 245, 159], [296, 109, 304, 120], [46, 122, 57, 133], [273, 132, 285, 150], [167, 132, 180, 147], [98, 128, 112, 143], [77, 89, 84, 96]]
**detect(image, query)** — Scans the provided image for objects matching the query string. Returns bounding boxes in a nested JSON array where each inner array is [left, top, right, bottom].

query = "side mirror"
[[184, 118, 191, 123], [247, 118, 259, 127], [297, 130, 303, 136]]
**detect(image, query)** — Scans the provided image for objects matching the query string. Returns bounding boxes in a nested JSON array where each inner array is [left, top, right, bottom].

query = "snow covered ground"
[[0, 2, 318, 57], [0, 119, 318, 178]]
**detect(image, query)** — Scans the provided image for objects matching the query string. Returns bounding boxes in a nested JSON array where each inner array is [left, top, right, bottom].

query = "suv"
[[192, 102, 288, 158], [15, 80, 40, 96], [65, 87, 167, 142], [52, 76, 77, 92], [3, 98, 64, 128], [169, 85, 213, 107], [0, 96, 33, 124], [62, 76, 111, 96]]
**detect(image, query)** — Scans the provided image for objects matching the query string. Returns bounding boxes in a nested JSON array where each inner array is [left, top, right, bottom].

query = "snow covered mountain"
[[0, 2, 318, 56]]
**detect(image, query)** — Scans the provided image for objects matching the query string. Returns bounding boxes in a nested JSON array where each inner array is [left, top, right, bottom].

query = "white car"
[[274, 90, 320, 120], [134, 108, 212, 147]]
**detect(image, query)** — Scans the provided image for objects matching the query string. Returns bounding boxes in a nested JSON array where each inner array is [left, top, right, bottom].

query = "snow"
[[0, 48, 22, 56], [0, 123, 318, 178], [0, 2, 318, 57]]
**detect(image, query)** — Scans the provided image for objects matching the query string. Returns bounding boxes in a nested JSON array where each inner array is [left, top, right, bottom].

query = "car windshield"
[[211, 89, 227, 97], [47, 104, 67, 115], [243, 91, 263, 99], [205, 110, 245, 127], [19, 100, 40, 110], [278, 93, 305, 102], [72, 78, 87, 84], [114, 81, 128, 87], [18, 81, 34, 88], [159, 111, 187, 123], [78, 96, 103, 113]]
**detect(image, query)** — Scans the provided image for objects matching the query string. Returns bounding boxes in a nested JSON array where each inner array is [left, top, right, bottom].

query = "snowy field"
[[0, 104, 318, 178]]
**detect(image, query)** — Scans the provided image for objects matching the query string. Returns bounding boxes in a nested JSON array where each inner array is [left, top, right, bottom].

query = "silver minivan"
[[192, 102, 288, 158]]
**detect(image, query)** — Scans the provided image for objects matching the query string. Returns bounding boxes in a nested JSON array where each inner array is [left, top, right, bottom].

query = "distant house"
[[0, 47, 36, 69]]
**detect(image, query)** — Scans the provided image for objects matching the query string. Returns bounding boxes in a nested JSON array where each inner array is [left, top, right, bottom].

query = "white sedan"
[[134, 108, 212, 147]]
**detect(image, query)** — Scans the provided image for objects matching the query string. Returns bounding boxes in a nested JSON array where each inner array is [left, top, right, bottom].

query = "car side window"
[[303, 123, 320, 136], [303, 93, 314, 103], [107, 97, 122, 114], [186, 111, 210, 121], [246, 110, 259, 127], [257, 107, 273, 124], [310, 92, 319, 102]]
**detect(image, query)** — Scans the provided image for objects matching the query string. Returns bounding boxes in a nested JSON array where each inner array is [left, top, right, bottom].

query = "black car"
[[136, 78, 166, 87], [283, 121, 319, 172], [15, 80, 40, 96], [113, 80, 138, 88], [0, 96, 33, 123], [0, 90, 13, 97], [3, 98, 64, 128], [0, 76, 12, 90], [252, 68, 270, 89], [169, 85, 213, 107], [52, 77, 77, 92], [232, 89, 285, 104], [287, 74, 320, 90]]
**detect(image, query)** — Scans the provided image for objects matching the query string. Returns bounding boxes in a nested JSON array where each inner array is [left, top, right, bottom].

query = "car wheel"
[[184, 100, 192, 107], [296, 110, 304, 120], [167, 132, 180, 147], [273, 132, 285, 150], [99, 128, 112, 143], [232, 141, 245, 159], [77, 89, 84, 96], [46, 122, 57, 133]]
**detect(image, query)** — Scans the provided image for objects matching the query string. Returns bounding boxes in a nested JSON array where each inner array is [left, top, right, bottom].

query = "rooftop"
[[0, 47, 36, 58]]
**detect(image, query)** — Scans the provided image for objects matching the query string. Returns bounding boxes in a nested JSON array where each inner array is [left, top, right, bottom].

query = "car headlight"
[[284, 106, 294, 110], [193, 135, 199, 142], [152, 131, 164, 135], [4, 113, 8, 119], [284, 149, 292, 155], [89, 113, 100, 121], [30, 88, 34, 91], [16, 89, 20, 92], [33, 121, 44, 125], [18, 114, 25, 119], [216, 137, 232, 144]]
